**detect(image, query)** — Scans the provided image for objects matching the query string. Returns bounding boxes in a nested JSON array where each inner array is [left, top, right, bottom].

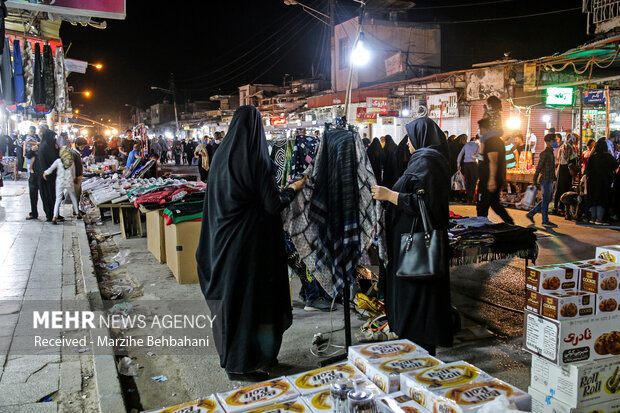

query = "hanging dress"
[[54, 45, 67, 112], [13, 39, 24, 104], [22, 40, 33, 107], [33, 42, 43, 106], [1, 37, 14, 105], [42, 44, 55, 110]]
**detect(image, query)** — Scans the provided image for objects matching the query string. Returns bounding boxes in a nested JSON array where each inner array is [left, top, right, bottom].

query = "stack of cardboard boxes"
[[524, 245, 620, 413]]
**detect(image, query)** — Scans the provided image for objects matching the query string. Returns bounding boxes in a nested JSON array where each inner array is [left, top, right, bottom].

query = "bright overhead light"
[[401, 109, 410, 117], [542, 114, 551, 123], [104, 129, 111, 136], [81, 129, 88, 135], [506, 116, 521, 130], [351, 33, 370, 66]]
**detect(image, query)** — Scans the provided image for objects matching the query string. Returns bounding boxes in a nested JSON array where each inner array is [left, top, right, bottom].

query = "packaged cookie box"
[[364, 355, 443, 394], [596, 291, 620, 314], [301, 379, 382, 412], [244, 398, 312, 413], [348, 339, 428, 375], [143, 395, 225, 413], [538, 291, 596, 320], [287, 362, 365, 395], [400, 370, 475, 413], [530, 354, 620, 408], [523, 311, 620, 366], [596, 245, 620, 264], [526, 264, 579, 293], [217, 377, 299, 413], [579, 261, 619, 293], [376, 392, 432, 413], [529, 386, 620, 413], [432, 379, 531, 412]]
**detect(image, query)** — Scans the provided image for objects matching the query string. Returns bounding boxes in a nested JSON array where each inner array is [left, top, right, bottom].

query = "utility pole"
[[329, 0, 336, 91], [169, 73, 180, 137]]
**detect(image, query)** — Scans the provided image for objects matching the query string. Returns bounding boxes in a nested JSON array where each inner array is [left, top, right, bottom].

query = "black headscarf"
[[382, 135, 399, 189], [405, 117, 450, 161], [395, 136, 412, 177], [36, 129, 58, 173], [362, 138, 371, 148], [593, 137, 610, 155], [366, 138, 383, 183]]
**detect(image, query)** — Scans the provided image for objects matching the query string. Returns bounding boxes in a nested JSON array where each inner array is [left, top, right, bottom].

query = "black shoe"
[[525, 213, 535, 225], [26, 214, 38, 220], [226, 371, 270, 382]]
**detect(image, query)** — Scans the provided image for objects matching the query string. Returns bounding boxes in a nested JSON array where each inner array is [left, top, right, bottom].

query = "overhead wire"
[[424, 7, 582, 24], [410, 0, 513, 9]]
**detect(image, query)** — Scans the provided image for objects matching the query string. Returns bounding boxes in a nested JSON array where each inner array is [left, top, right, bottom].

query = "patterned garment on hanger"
[[22, 40, 33, 107], [54, 45, 67, 112], [42, 44, 55, 110], [1, 37, 15, 104], [290, 135, 319, 180], [270, 139, 287, 187], [32, 42, 43, 106], [280, 139, 294, 187], [283, 127, 387, 295]]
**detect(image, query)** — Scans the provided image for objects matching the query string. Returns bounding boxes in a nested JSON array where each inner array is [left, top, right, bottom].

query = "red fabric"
[[449, 211, 464, 219]]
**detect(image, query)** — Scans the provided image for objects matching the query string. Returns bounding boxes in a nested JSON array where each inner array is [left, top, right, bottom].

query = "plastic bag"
[[106, 251, 131, 270], [478, 395, 528, 413], [451, 171, 466, 191], [117, 356, 139, 377], [522, 185, 538, 207]]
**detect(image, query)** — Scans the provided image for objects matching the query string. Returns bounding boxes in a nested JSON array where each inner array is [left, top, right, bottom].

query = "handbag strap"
[[405, 189, 433, 251]]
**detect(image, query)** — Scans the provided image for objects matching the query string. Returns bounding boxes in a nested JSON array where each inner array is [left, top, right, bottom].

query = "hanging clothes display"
[[54, 45, 67, 112], [1, 37, 14, 105], [32, 42, 43, 106], [0, 2, 6, 55], [284, 126, 387, 295], [290, 134, 319, 180], [280, 139, 294, 187], [13, 39, 24, 104], [269, 138, 288, 186], [22, 40, 33, 107], [42, 43, 55, 110]]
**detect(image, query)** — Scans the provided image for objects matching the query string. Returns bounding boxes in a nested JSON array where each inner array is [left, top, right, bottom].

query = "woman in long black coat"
[[371, 117, 453, 355], [196, 106, 305, 381], [382, 134, 399, 189], [36, 130, 58, 221], [366, 138, 383, 184], [585, 138, 618, 224]]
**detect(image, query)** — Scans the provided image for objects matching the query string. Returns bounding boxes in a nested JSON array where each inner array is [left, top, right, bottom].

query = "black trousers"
[[477, 186, 514, 224], [462, 162, 478, 202], [28, 173, 39, 218], [39, 175, 56, 221], [554, 164, 571, 211]]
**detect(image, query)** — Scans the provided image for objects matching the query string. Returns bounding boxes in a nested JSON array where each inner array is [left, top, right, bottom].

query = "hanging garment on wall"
[[54, 45, 67, 112], [22, 40, 33, 107], [0, 2, 7, 55], [280, 139, 294, 187], [32, 42, 43, 106], [1, 37, 14, 105], [270, 139, 288, 186], [13, 39, 24, 104], [42, 44, 55, 110], [284, 127, 387, 295], [290, 134, 319, 180]]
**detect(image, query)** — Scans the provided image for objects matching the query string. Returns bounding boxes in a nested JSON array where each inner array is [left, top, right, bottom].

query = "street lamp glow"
[[351, 36, 370, 66], [94, 63, 103, 70], [112, 128, 118, 135], [104, 129, 111, 136], [506, 117, 521, 130], [542, 114, 551, 123], [74, 109, 80, 114], [401, 109, 411, 117], [81, 129, 88, 135], [84, 91, 91, 98]]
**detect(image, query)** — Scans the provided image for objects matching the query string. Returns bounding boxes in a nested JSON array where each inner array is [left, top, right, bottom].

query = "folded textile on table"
[[162, 201, 203, 225], [133, 186, 204, 208]]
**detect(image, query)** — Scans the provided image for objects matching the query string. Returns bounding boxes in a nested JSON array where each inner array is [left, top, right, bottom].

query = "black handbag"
[[396, 189, 447, 279]]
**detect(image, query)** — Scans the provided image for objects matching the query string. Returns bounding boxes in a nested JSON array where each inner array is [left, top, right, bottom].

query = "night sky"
[[61, 0, 590, 115]]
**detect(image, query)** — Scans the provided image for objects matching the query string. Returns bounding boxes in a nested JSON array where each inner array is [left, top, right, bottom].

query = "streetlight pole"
[[150, 84, 180, 137]]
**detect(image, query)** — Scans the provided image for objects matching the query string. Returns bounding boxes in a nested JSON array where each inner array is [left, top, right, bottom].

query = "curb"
[[76, 222, 127, 413]]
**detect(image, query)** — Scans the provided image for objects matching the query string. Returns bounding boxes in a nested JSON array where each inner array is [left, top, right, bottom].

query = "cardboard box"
[[434, 379, 531, 412], [529, 386, 620, 413], [530, 354, 620, 408], [596, 245, 620, 264], [146, 209, 166, 263], [398, 376, 465, 413], [526, 290, 542, 314], [348, 340, 427, 374], [217, 377, 299, 413], [301, 379, 382, 412], [401, 361, 492, 392], [365, 355, 443, 394], [523, 311, 620, 365], [539, 291, 596, 320], [376, 392, 431, 413], [581, 265, 619, 294], [245, 398, 312, 413], [527, 265, 579, 293], [164, 220, 201, 284], [596, 291, 620, 314], [143, 395, 225, 413], [287, 363, 366, 395]]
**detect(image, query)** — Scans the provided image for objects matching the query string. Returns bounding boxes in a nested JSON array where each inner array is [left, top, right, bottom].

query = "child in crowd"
[[126, 143, 142, 167], [43, 146, 81, 224]]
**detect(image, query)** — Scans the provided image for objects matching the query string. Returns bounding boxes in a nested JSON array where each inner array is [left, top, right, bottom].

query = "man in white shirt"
[[527, 132, 537, 154]]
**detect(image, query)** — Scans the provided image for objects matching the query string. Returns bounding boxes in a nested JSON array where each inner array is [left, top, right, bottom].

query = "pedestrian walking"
[[553, 134, 578, 216], [526, 134, 557, 227], [476, 118, 514, 224], [36, 130, 59, 222], [457, 135, 479, 203], [43, 146, 81, 224], [585, 138, 618, 225], [194, 143, 210, 182]]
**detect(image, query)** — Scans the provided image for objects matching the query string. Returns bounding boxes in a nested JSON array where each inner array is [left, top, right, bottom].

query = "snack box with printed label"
[[433, 379, 531, 412], [376, 392, 432, 413], [538, 291, 596, 320], [526, 264, 579, 293], [400, 361, 492, 392], [364, 355, 443, 394], [398, 376, 467, 413], [523, 311, 620, 365], [143, 395, 225, 413], [348, 339, 428, 374], [301, 379, 382, 412], [579, 261, 620, 293], [217, 377, 299, 413], [287, 362, 366, 395], [530, 354, 620, 408], [596, 291, 620, 314], [529, 386, 620, 413], [596, 245, 620, 264], [244, 398, 311, 413]]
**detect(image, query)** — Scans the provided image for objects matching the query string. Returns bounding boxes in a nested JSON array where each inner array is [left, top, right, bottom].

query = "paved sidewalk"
[[0, 181, 98, 412]]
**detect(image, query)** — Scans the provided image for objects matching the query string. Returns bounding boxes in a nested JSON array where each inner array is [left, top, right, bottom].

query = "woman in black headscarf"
[[366, 138, 383, 184], [371, 117, 453, 355], [36, 129, 58, 221], [585, 138, 618, 224], [196, 106, 305, 381], [395, 135, 412, 179], [382, 135, 399, 189]]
